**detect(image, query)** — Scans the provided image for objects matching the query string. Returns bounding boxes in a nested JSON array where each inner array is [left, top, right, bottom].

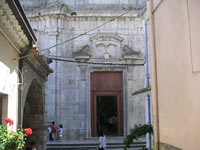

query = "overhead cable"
[[13, 10, 131, 60], [13, 1, 148, 60], [49, 56, 145, 66]]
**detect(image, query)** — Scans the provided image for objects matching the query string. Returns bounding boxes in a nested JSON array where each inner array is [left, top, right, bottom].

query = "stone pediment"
[[90, 33, 124, 43], [89, 33, 123, 59], [122, 45, 141, 59], [73, 45, 91, 60]]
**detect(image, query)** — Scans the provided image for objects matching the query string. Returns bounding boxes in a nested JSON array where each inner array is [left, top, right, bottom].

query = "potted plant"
[[0, 118, 32, 150]]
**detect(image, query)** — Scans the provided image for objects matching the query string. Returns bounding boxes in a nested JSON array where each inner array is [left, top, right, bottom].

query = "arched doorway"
[[23, 79, 45, 149]]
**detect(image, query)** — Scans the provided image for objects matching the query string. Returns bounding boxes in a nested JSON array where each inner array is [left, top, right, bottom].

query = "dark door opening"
[[96, 96, 118, 136]]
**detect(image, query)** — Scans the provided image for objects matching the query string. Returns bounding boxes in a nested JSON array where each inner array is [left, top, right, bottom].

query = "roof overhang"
[[132, 87, 151, 96], [0, 0, 37, 53]]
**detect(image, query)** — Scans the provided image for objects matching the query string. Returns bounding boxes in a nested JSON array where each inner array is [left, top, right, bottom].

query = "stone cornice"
[[25, 6, 140, 19], [25, 7, 70, 18]]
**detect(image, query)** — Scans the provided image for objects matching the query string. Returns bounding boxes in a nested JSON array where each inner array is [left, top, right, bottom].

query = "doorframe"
[[86, 68, 128, 138], [91, 91, 123, 136]]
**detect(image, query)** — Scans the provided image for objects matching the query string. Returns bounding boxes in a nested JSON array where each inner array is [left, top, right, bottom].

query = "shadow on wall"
[[23, 79, 45, 149]]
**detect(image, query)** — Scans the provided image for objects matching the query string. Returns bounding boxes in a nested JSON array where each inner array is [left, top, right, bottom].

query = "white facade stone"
[[23, 6, 146, 140]]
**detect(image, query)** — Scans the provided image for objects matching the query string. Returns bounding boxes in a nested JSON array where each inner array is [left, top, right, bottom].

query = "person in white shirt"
[[58, 124, 63, 141], [97, 130, 106, 150], [48, 125, 53, 141]]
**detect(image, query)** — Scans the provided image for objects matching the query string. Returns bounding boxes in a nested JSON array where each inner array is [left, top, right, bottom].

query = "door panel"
[[91, 72, 122, 91], [91, 72, 123, 136]]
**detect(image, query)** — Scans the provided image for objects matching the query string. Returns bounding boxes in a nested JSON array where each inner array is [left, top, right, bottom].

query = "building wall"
[[25, 8, 146, 140], [151, 0, 200, 149], [0, 32, 19, 130]]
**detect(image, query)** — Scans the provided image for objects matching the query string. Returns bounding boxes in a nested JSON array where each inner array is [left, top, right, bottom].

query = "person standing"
[[48, 125, 53, 141], [58, 124, 63, 141], [51, 121, 57, 140], [97, 130, 106, 150]]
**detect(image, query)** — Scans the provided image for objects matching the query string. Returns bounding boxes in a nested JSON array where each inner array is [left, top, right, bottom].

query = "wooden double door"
[[91, 72, 123, 136]]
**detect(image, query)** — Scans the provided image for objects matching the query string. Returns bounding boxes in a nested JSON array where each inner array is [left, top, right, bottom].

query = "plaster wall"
[[152, 0, 200, 149], [0, 32, 19, 130], [25, 8, 146, 140]]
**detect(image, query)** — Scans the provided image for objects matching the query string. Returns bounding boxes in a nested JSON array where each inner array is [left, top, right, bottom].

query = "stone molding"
[[20, 0, 147, 11], [25, 7, 140, 23], [160, 142, 182, 150], [25, 47, 53, 80], [122, 45, 142, 59], [72, 33, 144, 62], [90, 33, 124, 43]]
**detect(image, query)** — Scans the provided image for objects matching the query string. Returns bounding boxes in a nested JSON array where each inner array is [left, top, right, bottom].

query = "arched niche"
[[23, 79, 45, 149]]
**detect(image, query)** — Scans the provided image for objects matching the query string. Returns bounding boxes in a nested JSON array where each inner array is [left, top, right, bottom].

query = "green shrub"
[[124, 124, 153, 150]]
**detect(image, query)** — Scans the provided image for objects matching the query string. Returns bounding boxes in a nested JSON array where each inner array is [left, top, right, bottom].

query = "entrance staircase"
[[47, 137, 146, 150]]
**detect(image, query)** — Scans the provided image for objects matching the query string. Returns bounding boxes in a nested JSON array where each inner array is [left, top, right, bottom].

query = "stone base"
[[47, 138, 146, 150], [159, 142, 182, 150]]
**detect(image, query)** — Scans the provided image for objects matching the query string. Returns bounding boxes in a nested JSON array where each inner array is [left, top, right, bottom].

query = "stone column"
[[46, 30, 59, 123], [79, 64, 88, 138], [32, 124, 48, 150]]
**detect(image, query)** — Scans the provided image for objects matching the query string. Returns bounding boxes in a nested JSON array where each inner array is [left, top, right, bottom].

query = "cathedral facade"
[[21, 0, 146, 140]]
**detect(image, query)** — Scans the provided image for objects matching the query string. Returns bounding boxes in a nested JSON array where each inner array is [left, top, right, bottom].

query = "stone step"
[[47, 138, 146, 150]]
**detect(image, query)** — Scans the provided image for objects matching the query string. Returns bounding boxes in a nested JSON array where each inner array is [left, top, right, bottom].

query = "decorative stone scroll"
[[73, 45, 91, 61], [122, 45, 142, 60], [73, 34, 143, 61]]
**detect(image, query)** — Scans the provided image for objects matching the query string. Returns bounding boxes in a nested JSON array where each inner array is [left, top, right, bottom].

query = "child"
[[58, 124, 63, 141], [48, 125, 53, 141], [97, 130, 106, 150], [51, 121, 57, 140]]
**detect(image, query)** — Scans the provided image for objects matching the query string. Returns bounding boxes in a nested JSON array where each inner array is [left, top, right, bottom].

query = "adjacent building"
[[0, 0, 52, 149], [147, 0, 200, 150]]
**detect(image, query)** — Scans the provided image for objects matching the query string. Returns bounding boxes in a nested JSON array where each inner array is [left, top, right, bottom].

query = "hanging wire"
[[48, 56, 145, 66], [13, 10, 131, 60], [12, 1, 148, 61]]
